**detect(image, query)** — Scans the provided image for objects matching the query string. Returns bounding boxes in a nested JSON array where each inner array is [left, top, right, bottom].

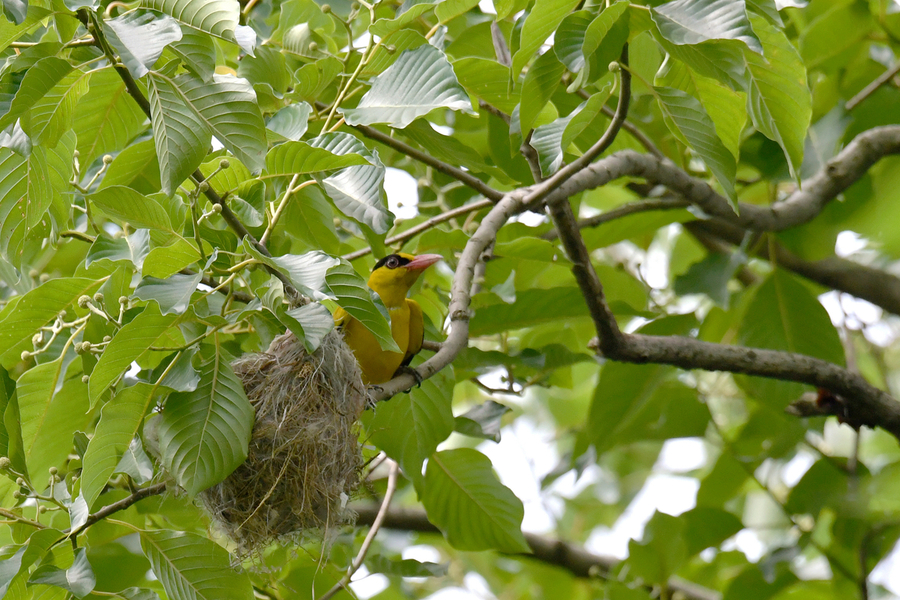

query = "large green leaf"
[[581, 2, 630, 84], [651, 0, 762, 54], [21, 67, 90, 147], [308, 132, 392, 234], [742, 15, 810, 181], [79, 383, 154, 508], [140, 530, 253, 600], [88, 186, 174, 231], [72, 68, 147, 169], [422, 448, 530, 553], [340, 44, 473, 128], [554, 10, 594, 73], [170, 25, 216, 82], [28, 547, 95, 598], [655, 57, 746, 160], [141, 0, 240, 42], [0, 277, 103, 368], [103, 10, 183, 79], [18, 359, 90, 490], [452, 57, 518, 113], [0, 56, 71, 132], [134, 272, 202, 315], [531, 87, 611, 176], [244, 243, 338, 299], [736, 270, 845, 408], [147, 73, 267, 194], [325, 261, 400, 353], [156, 342, 253, 497], [511, 0, 581, 77], [88, 304, 180, 406], [798, 2, 870, 69], [519, 48, 565, 135], [0, 145, 51, 260], [366, 364, 454, 485], [263, 141, 369, 177], [654, 86, 737, 206]]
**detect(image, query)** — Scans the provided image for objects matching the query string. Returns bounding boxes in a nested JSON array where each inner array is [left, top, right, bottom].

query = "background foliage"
[[2, 0, 900, 598]]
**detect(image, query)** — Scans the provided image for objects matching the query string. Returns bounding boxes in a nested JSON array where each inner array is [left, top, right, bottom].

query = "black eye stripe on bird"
[[373, 254, 411, 271]]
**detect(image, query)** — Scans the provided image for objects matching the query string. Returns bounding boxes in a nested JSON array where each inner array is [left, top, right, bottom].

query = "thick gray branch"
[[542, 126, 900, 232]]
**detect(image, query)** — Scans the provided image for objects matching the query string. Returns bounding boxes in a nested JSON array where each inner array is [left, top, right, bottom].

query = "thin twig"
[[541, 197, 689, 240], [343, 199, 494, 260], [845, 60, 900, 111], [68, 481, 167, 536], [317, 461, 400, 600]]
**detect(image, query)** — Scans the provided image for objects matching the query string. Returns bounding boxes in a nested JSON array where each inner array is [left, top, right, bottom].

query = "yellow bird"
[[335, 253, 442, 385]]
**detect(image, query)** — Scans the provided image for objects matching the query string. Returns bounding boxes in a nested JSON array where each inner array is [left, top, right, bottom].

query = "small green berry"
[[119, 296, 129, 305], [12, 490, 22, 498], [20, 350, 30, 361], [321, 3, 331, 13], [32, 333, 43, 347], [211, 204, 223, 214], [15, 477, 25, 486], [0, 457, 11, 470], [82, 375, 90, 384], [81, 341, 92, 352], [39, 273, 49, 283], [219, 159, 230, 170], [48, 467, 57, 475], [308, 41, 318, 52], [28, 269, 39, 278], [103, 335, 112, 342], [77, 295, 91, 308], [608, 61, 620, 73], [102, 154, 113, 164], [198, 181, 209, 193], [93, 292, 104, 303]]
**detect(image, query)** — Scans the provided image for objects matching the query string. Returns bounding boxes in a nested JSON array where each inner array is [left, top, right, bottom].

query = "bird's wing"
[[402, 299, 425, 366]]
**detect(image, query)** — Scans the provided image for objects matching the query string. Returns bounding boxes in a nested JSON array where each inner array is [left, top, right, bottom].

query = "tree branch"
[[68, 481, 167, 536], [349, 123, 505, 202], [686, 220, 900, 316], [353, 504, 721, 600], [539, 126, 900, 230], [541, 197, 690, 241]]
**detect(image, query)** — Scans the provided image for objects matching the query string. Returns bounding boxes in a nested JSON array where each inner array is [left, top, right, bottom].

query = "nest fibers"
[[200, 329, 367, 555]]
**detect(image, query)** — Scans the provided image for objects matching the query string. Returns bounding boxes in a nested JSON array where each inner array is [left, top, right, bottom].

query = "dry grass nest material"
[[201, 329, 367, 555]]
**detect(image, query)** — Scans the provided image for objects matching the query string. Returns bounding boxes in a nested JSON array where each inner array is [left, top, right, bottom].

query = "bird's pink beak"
[[406, 254, 442, 271]]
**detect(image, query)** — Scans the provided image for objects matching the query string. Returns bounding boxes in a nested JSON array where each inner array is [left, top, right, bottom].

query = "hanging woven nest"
[[199, 329, 367, 555]]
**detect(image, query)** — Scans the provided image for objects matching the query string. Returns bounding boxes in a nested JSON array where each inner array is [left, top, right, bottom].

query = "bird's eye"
[[386, 256, 400, 268]]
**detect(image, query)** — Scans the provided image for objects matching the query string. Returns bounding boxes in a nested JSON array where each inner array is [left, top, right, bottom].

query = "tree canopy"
[[2, 0, 900, 598]]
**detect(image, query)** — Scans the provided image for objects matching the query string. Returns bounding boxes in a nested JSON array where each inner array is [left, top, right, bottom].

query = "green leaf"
[[654, 86, 737, 206], [453, 57, 519, 113], [681, 507, 743, 555], [798, 2, 870, 69], [655, 57, 746, 160], [531, 86, 612, 176], [736, 270, 845, 408], [369, 2, 435, 37], [141, 0, 240, 43], [0, 56, 71, 133], [88, 186, 174, 231], [422, 448, 530, 553], [292, 57, 342, 101], [28, 547, 95, 598], [140, 530, 253, 600], [18, 358, 90, 490], [366, 364, 454, 485], [21, 67, 90, 147], [266, 102, 311, 141], [326, 261, 400, 352], [455, 400, 511, 442], [80, 383, 154, 508], [244, 243, 338, 299], [134, 272, 201, 315], [148, 73, 267, 194], [626, 512, 687, 584], [470, 287, 589, 336], [89, 303, 180, 406], [519, 49, 564, 135], [0, 146, 51, 260], [103, 10, 183, 79], [366, 556, 448, 577], [0, 529, 61, 597], [340, 44, 473, 128], [673, 251, 745, 306], [170, 25, 216, 82], [554, 10, 594, 73], [742, 15, 810, 181], [0, 277, 103, 368], [72, 68, 147, 169], [277, 302, 334, 353], [156, 342, 253, 497], [263, 141, 369, 177], [511, 0, 581, 78], [98, 138, 161, 193], [308, 132, 392, 234], [581, 1, 630, 84], [651, 0, 762, 54], [0, 5, 50, 51]]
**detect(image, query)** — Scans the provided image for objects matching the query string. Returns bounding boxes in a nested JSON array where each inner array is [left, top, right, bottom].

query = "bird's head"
[[368, 253, 442, 307]]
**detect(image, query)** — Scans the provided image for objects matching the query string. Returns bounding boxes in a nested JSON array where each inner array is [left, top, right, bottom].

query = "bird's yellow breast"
[[336, 302, 412, 384]]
